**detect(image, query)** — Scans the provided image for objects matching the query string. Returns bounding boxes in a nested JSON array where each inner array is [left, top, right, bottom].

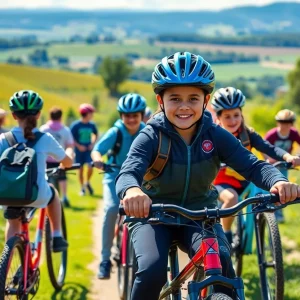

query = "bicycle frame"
[[238, 182, 268, 255], [17, 207, 46, 294], [159, 222, 245, 300]]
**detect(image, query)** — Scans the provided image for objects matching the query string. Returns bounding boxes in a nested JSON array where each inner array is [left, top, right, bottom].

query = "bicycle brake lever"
[[148, 213, 177, 225]]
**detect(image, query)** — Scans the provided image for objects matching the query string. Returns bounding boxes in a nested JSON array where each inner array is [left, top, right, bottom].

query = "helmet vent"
[[179, 58, 186, 78], [199, 62, 208, 77], [158, 64, 167, 77]]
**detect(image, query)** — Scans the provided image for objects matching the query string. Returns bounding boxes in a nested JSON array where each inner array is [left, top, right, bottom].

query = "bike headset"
[[152, 52, 215, 130]]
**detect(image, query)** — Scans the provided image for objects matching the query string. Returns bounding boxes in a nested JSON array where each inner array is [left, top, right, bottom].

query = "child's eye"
[[190, 98, 199, 102], [170, 98, 180, 102]]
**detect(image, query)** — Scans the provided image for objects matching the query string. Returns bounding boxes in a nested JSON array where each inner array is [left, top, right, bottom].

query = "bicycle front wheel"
[[231, 211, 244, 277], [0, 236, 27, 300], [45, 203, 68, 290], [256, 212, 284, 300], [118, 228, 136, 300]]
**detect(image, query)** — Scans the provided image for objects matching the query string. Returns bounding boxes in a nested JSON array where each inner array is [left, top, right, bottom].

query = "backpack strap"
[[4, 132, 17, 147], [107, 127, 123, 164], [26, 132, 45, 147], [144, 131, 171, 181], [239, 126, 250, 148]]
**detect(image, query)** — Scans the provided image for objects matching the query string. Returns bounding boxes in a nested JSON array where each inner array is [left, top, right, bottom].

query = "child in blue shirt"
[[70, 104, 98, 196], [91, 93, 146, 279]]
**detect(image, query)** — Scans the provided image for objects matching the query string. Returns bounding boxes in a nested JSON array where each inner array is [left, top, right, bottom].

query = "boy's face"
[[277, 121, 293, 132], [121, 112, 143, 132], [217, 108, 243, 134], [156, 86, 209, 130], [82, 112, 93, 122]]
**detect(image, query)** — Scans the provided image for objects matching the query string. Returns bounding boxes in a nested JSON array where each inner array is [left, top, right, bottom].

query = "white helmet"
[[211, 87, 246, 113]]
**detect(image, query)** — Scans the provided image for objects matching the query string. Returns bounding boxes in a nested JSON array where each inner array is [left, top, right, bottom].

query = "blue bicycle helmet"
[[152, 52, 215, 94], [211, 87, 246, 113], [117, 93, 146, 113]]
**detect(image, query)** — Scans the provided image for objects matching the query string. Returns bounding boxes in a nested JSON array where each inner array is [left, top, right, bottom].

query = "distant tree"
[[287, 58, 300, 108], [66, 107, 77, 126], [92, 95, 100, 111], [28, 49, 49, 66], [99, 56, 132, 96], [7, 57, 23, 65]]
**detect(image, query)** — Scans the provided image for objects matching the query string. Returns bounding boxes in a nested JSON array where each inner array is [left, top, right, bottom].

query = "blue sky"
[[1, 0, 299, 11]]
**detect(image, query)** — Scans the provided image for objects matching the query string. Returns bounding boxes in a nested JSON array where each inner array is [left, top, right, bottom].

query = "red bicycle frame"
[[16, 208, 47, 293], [160, 233, 222, 299]]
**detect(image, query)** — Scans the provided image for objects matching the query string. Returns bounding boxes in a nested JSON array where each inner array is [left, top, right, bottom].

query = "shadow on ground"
[[51, 282, 89, 300]]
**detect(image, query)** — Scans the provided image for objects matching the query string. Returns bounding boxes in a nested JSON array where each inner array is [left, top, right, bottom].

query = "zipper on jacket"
[[181, 146, 191, 207]]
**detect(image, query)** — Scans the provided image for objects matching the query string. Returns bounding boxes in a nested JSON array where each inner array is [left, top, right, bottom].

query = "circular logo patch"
[[202, 140, 214, 153]]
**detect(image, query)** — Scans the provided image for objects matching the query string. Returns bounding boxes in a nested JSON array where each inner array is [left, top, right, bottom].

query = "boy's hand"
[[121, 187, 152, 218], [93, 161, 104, 170], [88, 144, 94, 151], [77, 145, 87, 152], [270, 181, 300, 204], [285, 154, 300, 167]]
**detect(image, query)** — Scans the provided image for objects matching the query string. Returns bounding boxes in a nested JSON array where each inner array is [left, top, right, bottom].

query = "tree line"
[[156, 33, 300, 48]]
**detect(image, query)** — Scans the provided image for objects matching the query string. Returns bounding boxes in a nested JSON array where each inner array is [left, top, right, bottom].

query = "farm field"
[[0, 63, 154, 129], [1, 41, 299, 66]]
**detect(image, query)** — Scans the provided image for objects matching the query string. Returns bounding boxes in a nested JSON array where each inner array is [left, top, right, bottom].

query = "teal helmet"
[[9, 90, 43, 115], [152, 52, 215, 94], [117, 93, 146, 113]]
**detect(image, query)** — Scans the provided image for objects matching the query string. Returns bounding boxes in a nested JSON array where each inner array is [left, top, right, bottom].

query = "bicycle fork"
[[188, 224, 245, 300]]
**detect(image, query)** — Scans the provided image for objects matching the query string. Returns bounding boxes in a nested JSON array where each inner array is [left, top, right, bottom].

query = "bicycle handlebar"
[[91, 162, 121, 173], [272, 161, 293, 169], [46, 163, 81, 176], [119, 194, 300, 221]]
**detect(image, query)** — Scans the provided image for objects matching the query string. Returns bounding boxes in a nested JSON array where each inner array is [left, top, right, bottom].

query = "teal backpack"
[[0, 131, 44, 206]]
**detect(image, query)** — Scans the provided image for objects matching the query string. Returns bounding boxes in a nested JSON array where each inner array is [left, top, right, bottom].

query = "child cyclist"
[[265, 109, 300, 165], [0, 90, 72, 251], [91, 93, 146, 279], [40, 107, 74, 207], [265, 109, 300, 222], [211, 87, 300, 242], [70, 104, 98, 196], [115, 52, 300, 300]]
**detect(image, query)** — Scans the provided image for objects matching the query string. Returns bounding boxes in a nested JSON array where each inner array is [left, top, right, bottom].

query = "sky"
[[1, 0, 299, 11]]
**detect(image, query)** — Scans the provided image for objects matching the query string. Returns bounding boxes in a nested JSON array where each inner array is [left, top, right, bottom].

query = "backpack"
[[0, 131, 44, 206], [107, 127, 123, 164]]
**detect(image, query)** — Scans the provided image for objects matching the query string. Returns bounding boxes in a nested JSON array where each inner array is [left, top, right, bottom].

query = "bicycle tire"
[[0, 236, 28, 300], [205, 293, 233, 300], [45, 203, 68, 290], [256, 212, 284, 300], [118, 229, 136, 300], [231, 211, 243, 277]]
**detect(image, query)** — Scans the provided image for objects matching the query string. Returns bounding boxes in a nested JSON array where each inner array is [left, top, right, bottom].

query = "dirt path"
[[88, 202, 119, 300], [87, 202, 190, 299]]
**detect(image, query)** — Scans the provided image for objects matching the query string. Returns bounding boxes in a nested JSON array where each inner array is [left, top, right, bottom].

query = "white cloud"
[[0, 0, 299, 10]]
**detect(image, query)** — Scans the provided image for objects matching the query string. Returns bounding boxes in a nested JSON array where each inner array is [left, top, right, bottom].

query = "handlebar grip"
[[269, 193, 280, 204], [119, 205, 126, 216]]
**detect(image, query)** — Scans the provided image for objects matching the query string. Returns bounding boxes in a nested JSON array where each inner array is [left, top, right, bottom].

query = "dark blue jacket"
[[116, 111, 287, 210]]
